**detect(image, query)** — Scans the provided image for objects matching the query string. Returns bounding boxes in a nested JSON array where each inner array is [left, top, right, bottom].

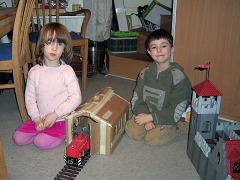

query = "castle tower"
[[191, 80, 223, 139]]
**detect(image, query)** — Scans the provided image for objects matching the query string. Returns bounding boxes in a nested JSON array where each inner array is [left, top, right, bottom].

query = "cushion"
[[0, 43, 12, 60], [70, 32, 82, 40], [29, 31, 39, 43]]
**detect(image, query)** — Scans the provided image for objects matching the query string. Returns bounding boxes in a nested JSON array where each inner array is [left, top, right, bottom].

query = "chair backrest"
[[60, 9, 91, 38], [13, 0, 35, 69], [30, 0, 91, 38], [31, 0, 61, 31]]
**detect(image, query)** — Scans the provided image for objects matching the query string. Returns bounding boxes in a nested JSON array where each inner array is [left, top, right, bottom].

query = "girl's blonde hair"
[[35, 22, 73, 65]]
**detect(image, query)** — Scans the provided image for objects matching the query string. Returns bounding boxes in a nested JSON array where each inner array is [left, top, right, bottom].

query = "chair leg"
[[81, 40, 88, 91], [26, 44, 32, 65], [0, 138, 8, 180], [23, 62, 28, 82], [30, 44, 37, 66], [13, 71, 29, 123]]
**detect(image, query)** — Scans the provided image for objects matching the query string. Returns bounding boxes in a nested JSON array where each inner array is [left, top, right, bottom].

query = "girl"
[[12, 22, 82, 150]]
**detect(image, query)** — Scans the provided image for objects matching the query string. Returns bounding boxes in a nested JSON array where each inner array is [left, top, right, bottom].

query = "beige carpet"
[[0, 74, 200, 180]]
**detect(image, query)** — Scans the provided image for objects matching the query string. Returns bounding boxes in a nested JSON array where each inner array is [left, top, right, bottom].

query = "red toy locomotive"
[[64, 126, 90, 166]]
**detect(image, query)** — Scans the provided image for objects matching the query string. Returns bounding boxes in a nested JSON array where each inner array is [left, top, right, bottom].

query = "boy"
[[125, 29, 192, 145]]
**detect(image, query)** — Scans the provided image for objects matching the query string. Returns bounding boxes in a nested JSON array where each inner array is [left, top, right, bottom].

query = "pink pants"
[[12, 120, 65, 150]]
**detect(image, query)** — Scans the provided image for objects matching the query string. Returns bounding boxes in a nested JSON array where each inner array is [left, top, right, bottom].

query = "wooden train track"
[[54, 154, 91, 180]]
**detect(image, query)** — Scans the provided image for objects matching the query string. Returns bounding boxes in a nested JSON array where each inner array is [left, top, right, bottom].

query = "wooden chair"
[[29, 0, 91, 90], [0, 0, 35, 123], [0, 138, 8, 180]]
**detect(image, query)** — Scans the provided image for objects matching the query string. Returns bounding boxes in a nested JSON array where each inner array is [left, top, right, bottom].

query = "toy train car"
[[64, 126, 90, 166]]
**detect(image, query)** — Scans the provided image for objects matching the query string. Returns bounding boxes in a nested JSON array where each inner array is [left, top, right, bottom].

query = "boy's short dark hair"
[[145, 29, 173, 50]]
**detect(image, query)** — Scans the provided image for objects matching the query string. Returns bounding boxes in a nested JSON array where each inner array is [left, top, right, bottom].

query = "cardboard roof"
[[193, 80, 223, 96], [72, 87, 129, 127]]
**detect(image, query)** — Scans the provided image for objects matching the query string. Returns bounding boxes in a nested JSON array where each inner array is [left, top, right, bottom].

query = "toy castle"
[[187, 80, 240, 180]]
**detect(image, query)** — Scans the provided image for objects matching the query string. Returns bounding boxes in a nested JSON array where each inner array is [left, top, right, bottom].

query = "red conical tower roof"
[[193, 80, 223, 96]]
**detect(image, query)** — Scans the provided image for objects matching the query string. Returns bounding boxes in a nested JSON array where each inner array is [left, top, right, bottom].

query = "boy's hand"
[[144, 121, 156, 131], [134, 113, 153, 125], [42, 112, 58, 128], [34, 117, 44, 131]]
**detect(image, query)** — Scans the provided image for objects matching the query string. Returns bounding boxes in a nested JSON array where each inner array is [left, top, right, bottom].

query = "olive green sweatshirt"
[[131, 62, 192, 125]]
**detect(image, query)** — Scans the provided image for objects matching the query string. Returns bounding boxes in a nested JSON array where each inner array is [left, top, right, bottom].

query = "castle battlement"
[[194, 132, 211, 157], [216, 122, 240, 140]]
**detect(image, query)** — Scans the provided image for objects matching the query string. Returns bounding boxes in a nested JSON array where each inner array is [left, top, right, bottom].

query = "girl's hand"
[[134, 113, 153, 125], [42, 112, 58, 128], [34, 117, 44, 131], [144, 121, 156, 131]]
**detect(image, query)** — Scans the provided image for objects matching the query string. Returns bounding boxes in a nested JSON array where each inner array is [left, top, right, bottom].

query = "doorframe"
[[171, 0, 177, 62]]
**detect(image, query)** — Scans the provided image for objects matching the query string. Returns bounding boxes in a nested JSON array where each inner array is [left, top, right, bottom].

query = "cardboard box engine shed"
[[66, 87, 130, 156]]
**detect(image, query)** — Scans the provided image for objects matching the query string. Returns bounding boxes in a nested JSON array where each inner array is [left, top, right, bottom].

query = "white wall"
[[123, 0, 172, 29]]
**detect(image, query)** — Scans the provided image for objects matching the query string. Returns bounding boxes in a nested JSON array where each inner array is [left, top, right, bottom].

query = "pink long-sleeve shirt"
[[25, 63, 82, 121]]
